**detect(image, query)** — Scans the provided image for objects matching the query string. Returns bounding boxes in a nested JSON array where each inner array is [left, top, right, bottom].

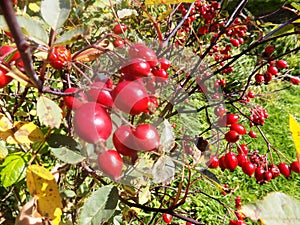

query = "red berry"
[[214, 105, 227, 117], [275, 60, 288, 69], [73, 102, 112, 143], [219, 155, 227, 170], [230, 38, 240, 47], [152, 68, 168, 82], [267, 66, 278, 75], [264, 171, 273, 182], [48, 46, 71, 70], [133, 124, 160, 151], [129, 43, 158, 67], [247, 90, 255, 98], [278, 162, 291, 178], [237, 144, 249, 155], [88, 82, 114, 108], [113, 39, 125, 48], [186, 222, 194, 225], [255, 74, 264, 84], [113, 24, 127, 35], [113, 126, 137, 158], [264, 72, 273, 83], [159, 58, 171, 70], [230, 123, 246, 135], [121, 58, 151, 80], [290, 76, 300, 85], [112, 81, 149, 115], [290, 161, 300, 173], [0, 46, 24, 67], [237, 153, 248, 167], [226, 114, 239, 125], [224, 152, 238, 171], [235, 196, 242, 209], [206, 155, 219, 168], [162, 213, 172, 224], [264, 45, 275, 54], [97, 150, 123, 180], [0, 67, 13, 88], [268, 164, 280, 178], [255, 166, 265, 183], [225, 130, 240, 143], [242, 161, 255, 177], [248, 130, 258, 138], [63, 87, 87, 110]]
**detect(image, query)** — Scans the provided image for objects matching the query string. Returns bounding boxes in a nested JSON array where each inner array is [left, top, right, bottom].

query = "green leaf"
[[37, 96, 63, 129], [78, 185, 119, 225], [0, 15, 49, 45], [0, 140, 8, 160], [41, 0, 71, 30], [54, 26, 90, 45], [47, 133, 78, 150], [241, 192, 300, 224], [0, 153, 28, 187], [51, 147, 85, 164], [291, 2, 300, 12]]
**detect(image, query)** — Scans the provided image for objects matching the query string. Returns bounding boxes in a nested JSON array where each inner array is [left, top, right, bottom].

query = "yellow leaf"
[[26, 165, 63, 222], [7, 121, 44, 144], [0, 113, 13, 131], [289, 115, 300, 154], [28, 3, 40, 12], [145, 0, 195, 5]]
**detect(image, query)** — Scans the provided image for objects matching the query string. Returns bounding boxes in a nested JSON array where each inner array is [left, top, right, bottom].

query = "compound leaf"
[[78, 185, 119, 225]]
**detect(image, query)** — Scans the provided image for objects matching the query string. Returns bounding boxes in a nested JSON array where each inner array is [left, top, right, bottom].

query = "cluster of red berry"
[[229, 196, 247, 225], [255, 45, 300, 85], [0, 45, 24, 88], [61, 43, 174, 180], [249, 105, 268, 126], [205, 109, 300, 183]]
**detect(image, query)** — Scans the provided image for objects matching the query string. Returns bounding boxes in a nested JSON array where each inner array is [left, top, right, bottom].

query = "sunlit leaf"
[[6, 121, 44, 144], [289, 115, 300, 154], [28, 3, 40, 13], [241, 192, 300, 224], [0, 15, 49, 44], [94, 0, 117, 8], [0, 113, 13, 131], [0, 140, 8, 160], [117, 9, 138, 19], [291, 2, 300, 12], [0, 153, 28, 187], [152, 155, 175, 183], [37, 96, 63, 129], [159, 119, 175, 153], [54, 25, 91, 45], [145, 0, 195, 5], [41, 0, 71, 30], [26, 165, 63, 223], [78, 185, 118, 225]]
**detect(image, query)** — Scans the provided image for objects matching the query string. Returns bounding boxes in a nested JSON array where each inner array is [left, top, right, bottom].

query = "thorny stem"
[[0, 0, 43, 90]]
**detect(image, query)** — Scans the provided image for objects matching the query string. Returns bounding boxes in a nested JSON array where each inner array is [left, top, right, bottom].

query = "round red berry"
[[48, 46, 71, 70]]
